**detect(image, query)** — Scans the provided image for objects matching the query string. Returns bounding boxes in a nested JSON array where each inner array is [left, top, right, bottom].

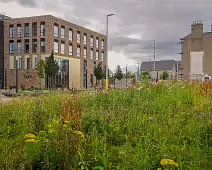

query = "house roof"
[[181, 32, 212, 40], [140, 60, 181, 71]]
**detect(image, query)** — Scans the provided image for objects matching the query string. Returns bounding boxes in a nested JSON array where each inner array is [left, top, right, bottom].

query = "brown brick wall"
[[4, 15, 107, 89]]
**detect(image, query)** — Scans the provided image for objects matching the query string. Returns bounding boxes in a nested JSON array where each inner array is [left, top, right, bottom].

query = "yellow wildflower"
[[24, 133, 38, 140], [73, 131, 85, 138], [25, 139, 37, 143], [157, 168, 162, 170], [160, 159, 178, 167]]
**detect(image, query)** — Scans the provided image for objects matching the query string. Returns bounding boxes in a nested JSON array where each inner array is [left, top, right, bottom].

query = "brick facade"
[[4, 15, 106, 89]]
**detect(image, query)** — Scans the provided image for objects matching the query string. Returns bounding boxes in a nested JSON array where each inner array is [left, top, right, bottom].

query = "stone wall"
[[110, 78, 136, 89]]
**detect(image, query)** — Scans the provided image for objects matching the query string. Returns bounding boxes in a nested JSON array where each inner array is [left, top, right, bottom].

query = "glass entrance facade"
[[45, 58, 69, 88]]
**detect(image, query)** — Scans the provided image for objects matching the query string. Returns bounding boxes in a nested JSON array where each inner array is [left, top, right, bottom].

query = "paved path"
[[0, 94, 16, 104]]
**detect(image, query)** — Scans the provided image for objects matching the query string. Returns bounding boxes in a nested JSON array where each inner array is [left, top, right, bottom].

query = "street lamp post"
[[106, 13, 114, 92], [151, 40, 156, 81], [126, 64, 128, 87], [137, 63, 140, 81]]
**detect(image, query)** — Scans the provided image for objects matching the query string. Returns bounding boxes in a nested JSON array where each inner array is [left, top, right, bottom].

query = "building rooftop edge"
[[5, 14, 106, 37]]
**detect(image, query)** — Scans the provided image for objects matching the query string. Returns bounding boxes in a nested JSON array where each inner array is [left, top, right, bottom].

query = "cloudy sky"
[[1, 0, 212, 72]]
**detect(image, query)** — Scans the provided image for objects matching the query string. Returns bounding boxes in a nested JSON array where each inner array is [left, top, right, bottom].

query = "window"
[[77, 31, 81, 43], [32, 39, 37, 53], [27, 58, 30, 69], [90, 74, 93, 87], [25, 23, 30, 37], [41, 38, 46, 52], [84, 60, 87, 88], [25, 39, 29, 53], [9, 25, 14, 38], [17, 40, 22, 54], [84, 60, 87, 73], [54, 24, 59, 37], [69, 29, 73, 41], [17, 24, 22, 38], [84, 33, 87, 45], [90, 36, 94, 47], [77, 45, 81, 57], [9, 40, 14, 54], [35, 57, 38, 68], [54, 40, 59, 53], [96, 50, 99, 61], [102, 40, 104, 50], [19, 58, 22, 69], [90, 48, 93, 60], [84, 47, 87, 58], [61, 41, 65, 54], [96, 38, 99, 49], [69, 43, 73, 56], [32, 22, 37, 37], [101, 52, 104, 61], [40, 22, 45, 36], [61, 26, 65, 39], [94, 62, 96, 69]]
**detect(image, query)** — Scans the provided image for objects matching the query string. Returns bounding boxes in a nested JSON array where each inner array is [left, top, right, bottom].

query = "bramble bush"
[[0, 81, 212, 169]]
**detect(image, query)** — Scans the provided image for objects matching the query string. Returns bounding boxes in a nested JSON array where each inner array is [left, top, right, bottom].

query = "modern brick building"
[[3, 15, 106, 89], [180, 21, 212, 81]]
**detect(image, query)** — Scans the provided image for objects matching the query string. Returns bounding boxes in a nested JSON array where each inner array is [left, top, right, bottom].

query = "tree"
[[115, 65, 123, 80], [140, 71, 151, 80], [123, 71, 136, 78], [161, 71, 169, 80], [94, 63, 104, 85], [45, 51, 59, 87], [36, 59, 46, 89]]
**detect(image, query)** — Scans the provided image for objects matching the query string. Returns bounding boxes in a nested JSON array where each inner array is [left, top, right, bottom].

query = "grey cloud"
[[2, 0, 212, 62], [0, 0, 37, 7]]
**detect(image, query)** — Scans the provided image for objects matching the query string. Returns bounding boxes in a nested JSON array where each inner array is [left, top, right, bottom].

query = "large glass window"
[[69, 43, 73, 56], [90, 49, 93, 60], [32, 39, 37, 53], [41, 38, 46, 53], [77, 31, 81, 43], [90, 36, 94, 47], [17, 24, 22, 38], [40, 22, 45, 36], [19, 58, 22, 69], [101, 52, 104, 61], [54, 24, 59, 37], [25, 23, 30, 37], [61, 41, 65, 54], [102, 40, 104, 50], [84, 47, 87, 58], [54, 40, 59, 53], [69, 29, 73, 41], [84, 33, 87, 45], [35, 57, 38, 68], [9, 40, 14, 54], [9, 25, 14, 38], [61, 26, 65, 39], [96, 50, 99, 61], [96, 38, 99, 49], [25, 39, 29, 53], [27, 58, 30, 69], [32, 22, 37, 37], [17, 40, 22, 54], [77, 45, 81, 57]]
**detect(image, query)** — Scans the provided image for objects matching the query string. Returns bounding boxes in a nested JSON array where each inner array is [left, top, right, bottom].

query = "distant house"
[[140, 60, 181, 79]]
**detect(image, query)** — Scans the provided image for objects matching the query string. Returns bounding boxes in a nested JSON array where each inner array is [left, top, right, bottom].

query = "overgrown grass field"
[[0, 81, 212, 170]]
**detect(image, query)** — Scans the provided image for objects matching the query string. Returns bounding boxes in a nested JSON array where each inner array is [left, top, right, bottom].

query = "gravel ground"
[[0, 94, 17, 104]]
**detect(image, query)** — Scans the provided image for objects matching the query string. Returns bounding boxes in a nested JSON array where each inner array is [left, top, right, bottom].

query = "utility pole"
[[126, 64, 128, 87], [137, 63, 140, 81], [177, 54, 179, 80], [106, 14, 114, 92], [153, 40, 156, 81]]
